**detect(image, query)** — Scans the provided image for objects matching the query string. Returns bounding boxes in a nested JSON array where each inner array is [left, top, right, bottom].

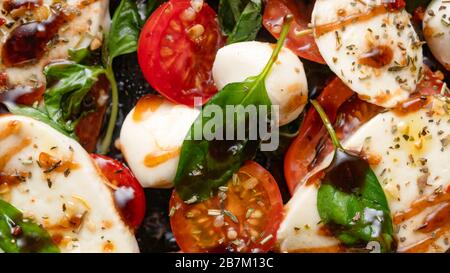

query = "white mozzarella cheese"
[[277, 97, 450, 252], [312, 0, 423, 108], [423, 0, 450, 70], [277, 183, 341, 252], [212, 41, 308, 126], [119, 95, 200, 188], [0, 114, 139, 253], [0, 0, 110, 93]]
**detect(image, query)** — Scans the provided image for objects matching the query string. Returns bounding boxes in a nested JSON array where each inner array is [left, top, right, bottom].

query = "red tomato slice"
[[169, 161, 283, 253], [263, 0, 325, 64], [138, 0, 225, 106], [91, 154, 146, 230]]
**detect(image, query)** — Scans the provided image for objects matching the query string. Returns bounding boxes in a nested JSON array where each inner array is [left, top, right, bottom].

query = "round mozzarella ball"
[[312, 0, 423, 108], [423, 0, 450, 70], [119, 95, 200, 188], [212, 41, 308, 126]]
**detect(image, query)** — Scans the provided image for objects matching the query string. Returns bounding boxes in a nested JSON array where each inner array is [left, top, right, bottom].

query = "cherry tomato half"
[[91, 154, 146, 230], [138, 0, 225, 106], [169, 161, 283, 253], [263, 0, 325, 63]]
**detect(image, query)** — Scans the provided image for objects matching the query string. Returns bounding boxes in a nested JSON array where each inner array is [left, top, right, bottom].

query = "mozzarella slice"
[[0, 0, 110, 94], [277, 97, 450, 252], [212, 41, 308, 126], [423, 0, 450, 70], [312, 0, 423, 108], [0, 114, 139, 253], [119, 95, 200, 188]]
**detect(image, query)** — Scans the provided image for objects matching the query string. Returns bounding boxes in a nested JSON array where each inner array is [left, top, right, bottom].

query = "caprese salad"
[[0, 0, 448, 254]]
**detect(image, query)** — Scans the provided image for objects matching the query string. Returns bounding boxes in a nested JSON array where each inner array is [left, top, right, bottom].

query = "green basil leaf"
[[106, 0, 142, 65], [406, 0, 432, 13], [226, 0, 262, 44], [44, 63, 105, 123], [69, 47, 91, 63], [174, 16, 293, 202], [174, 76, 272, 202], [0, 199, 59, 253], [219, 0, 263, 44], [219, 0, 245, 35], [317, 149, 395, 252], [3, 102, 75, 138]]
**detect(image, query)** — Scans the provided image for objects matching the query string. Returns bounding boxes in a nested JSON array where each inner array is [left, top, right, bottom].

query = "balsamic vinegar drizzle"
[[2, 11, 70, 67], [323, 149, 369, 194], [310, 100, 368, 193]]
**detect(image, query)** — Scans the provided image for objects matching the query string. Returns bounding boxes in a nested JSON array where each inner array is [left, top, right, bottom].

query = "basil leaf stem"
[[310, 100, 343, 150], [311, 99, 395, 252], [174, 15, 294, 202], [99, 0, 142, 154]]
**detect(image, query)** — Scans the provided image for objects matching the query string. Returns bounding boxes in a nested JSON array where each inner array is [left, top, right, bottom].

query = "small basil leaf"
[[3, 102, 75, 138], [44, 63, 105, 123], [219, 0, 263, 44], [174, 78, 272, 202], [106, 0, 142, 64], [174, 16, 293, 202], [219, 0, 245, 35], [317, 149, 395, 252], [0, 199, 59, 253], [226, 0, 263, 44]]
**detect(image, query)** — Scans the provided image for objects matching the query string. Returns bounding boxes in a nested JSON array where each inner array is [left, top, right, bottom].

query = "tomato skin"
[[263, 0, 325, 64], [385, 0, 406, 11], [169, 161, 283, 253], [91, 154, 146, 230], [138, 0, 225, 106]]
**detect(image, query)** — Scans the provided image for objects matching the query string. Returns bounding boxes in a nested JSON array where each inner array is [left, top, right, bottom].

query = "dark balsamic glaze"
[[323, 149, 369, 194], [2, 12, 69, 67], [2, 0, 42, 13], [358, 45, 394, 69]]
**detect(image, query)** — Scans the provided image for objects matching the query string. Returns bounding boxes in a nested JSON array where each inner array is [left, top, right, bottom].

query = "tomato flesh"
[[263, 0, 325, 64], [169, 161, 283, 253], [91, 154, 146, 230], [138, 0, 225, 106]]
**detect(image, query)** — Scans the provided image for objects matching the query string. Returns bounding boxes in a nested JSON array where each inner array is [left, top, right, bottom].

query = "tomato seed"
[[160, 47, 174, 57], [181, 7, 196, 21]]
